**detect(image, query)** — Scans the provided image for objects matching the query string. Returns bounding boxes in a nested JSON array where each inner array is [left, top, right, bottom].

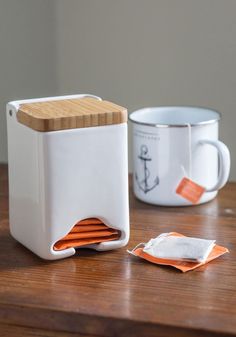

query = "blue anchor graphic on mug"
[[135, 144, 159, 194]]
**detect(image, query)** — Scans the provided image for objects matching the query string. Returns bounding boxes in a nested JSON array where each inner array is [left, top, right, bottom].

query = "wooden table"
[[0, 164, 236, 337]]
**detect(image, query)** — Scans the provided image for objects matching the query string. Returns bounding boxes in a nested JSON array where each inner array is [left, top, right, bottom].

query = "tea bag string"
[[181, 123, 192, 179], [187, 123, 192, 179]]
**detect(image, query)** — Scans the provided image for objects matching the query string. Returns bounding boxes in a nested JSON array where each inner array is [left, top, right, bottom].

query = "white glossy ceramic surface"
[[7, 94, 129, 260], [129, 106, 230, 206]]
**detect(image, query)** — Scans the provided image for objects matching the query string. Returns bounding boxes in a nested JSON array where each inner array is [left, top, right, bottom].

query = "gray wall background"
[[1, 0, 236, 179], [0, 0, 58, 161]]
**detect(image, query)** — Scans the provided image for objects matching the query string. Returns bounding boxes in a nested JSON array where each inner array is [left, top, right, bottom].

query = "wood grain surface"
[[0, 164, 236, 337], [17, 98, 127, 131]]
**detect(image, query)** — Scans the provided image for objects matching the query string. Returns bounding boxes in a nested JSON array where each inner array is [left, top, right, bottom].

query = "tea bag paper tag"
[[176, 177, 206, 204]]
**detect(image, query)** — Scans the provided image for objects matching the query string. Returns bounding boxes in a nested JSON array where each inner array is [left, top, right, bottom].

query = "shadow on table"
[[0, 227, 113, 272]]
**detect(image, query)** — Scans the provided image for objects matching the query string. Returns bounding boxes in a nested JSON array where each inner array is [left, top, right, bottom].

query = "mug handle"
[[198, 139, 230, 192]]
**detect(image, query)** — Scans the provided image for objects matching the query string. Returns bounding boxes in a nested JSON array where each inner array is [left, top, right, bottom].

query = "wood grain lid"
[[17, 97, 127, 132]]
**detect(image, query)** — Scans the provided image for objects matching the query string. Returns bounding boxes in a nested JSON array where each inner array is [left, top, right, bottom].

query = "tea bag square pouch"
[[143, 233, 215, 263], [7, 94, 129, 260]]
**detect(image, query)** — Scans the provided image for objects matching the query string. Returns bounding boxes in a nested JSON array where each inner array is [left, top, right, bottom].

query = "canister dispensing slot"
[[54, 218, 120, 251]]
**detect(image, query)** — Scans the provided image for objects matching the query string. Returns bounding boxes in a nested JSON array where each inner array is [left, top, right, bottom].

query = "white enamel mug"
[[129, 107, 230, 206]]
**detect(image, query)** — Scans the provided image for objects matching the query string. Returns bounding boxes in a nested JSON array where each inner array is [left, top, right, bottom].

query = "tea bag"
[[128, 232, 229, 272], [175, 124, 206, 204], [54, 218, 119, 251], [143, 233, 215, 263]]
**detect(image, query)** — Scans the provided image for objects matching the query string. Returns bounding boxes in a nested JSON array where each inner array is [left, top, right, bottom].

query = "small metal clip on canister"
[[7, 94, 129, 260]]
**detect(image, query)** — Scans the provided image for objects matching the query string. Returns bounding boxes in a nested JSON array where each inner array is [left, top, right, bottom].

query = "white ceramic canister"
[[129, 106, 230, 206], [7, 94, 129, 260]]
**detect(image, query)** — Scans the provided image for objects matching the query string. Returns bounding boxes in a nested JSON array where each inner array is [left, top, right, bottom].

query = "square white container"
[[7, 94, 129, 260]]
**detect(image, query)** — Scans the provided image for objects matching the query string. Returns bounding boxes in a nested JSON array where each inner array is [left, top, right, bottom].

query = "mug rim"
[[129, 106, 221, 128]]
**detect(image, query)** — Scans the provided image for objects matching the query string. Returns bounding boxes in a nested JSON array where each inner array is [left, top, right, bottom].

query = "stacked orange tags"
[[54, 218, 119, 251], [129, 232, 229, 272]]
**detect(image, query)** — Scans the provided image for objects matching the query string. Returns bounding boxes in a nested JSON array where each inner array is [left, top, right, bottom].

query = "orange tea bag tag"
[[176, 177, 205, 204]]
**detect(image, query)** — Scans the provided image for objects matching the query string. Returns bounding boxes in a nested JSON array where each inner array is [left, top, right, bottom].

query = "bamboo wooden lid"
[[17, 97, 127, 132]]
